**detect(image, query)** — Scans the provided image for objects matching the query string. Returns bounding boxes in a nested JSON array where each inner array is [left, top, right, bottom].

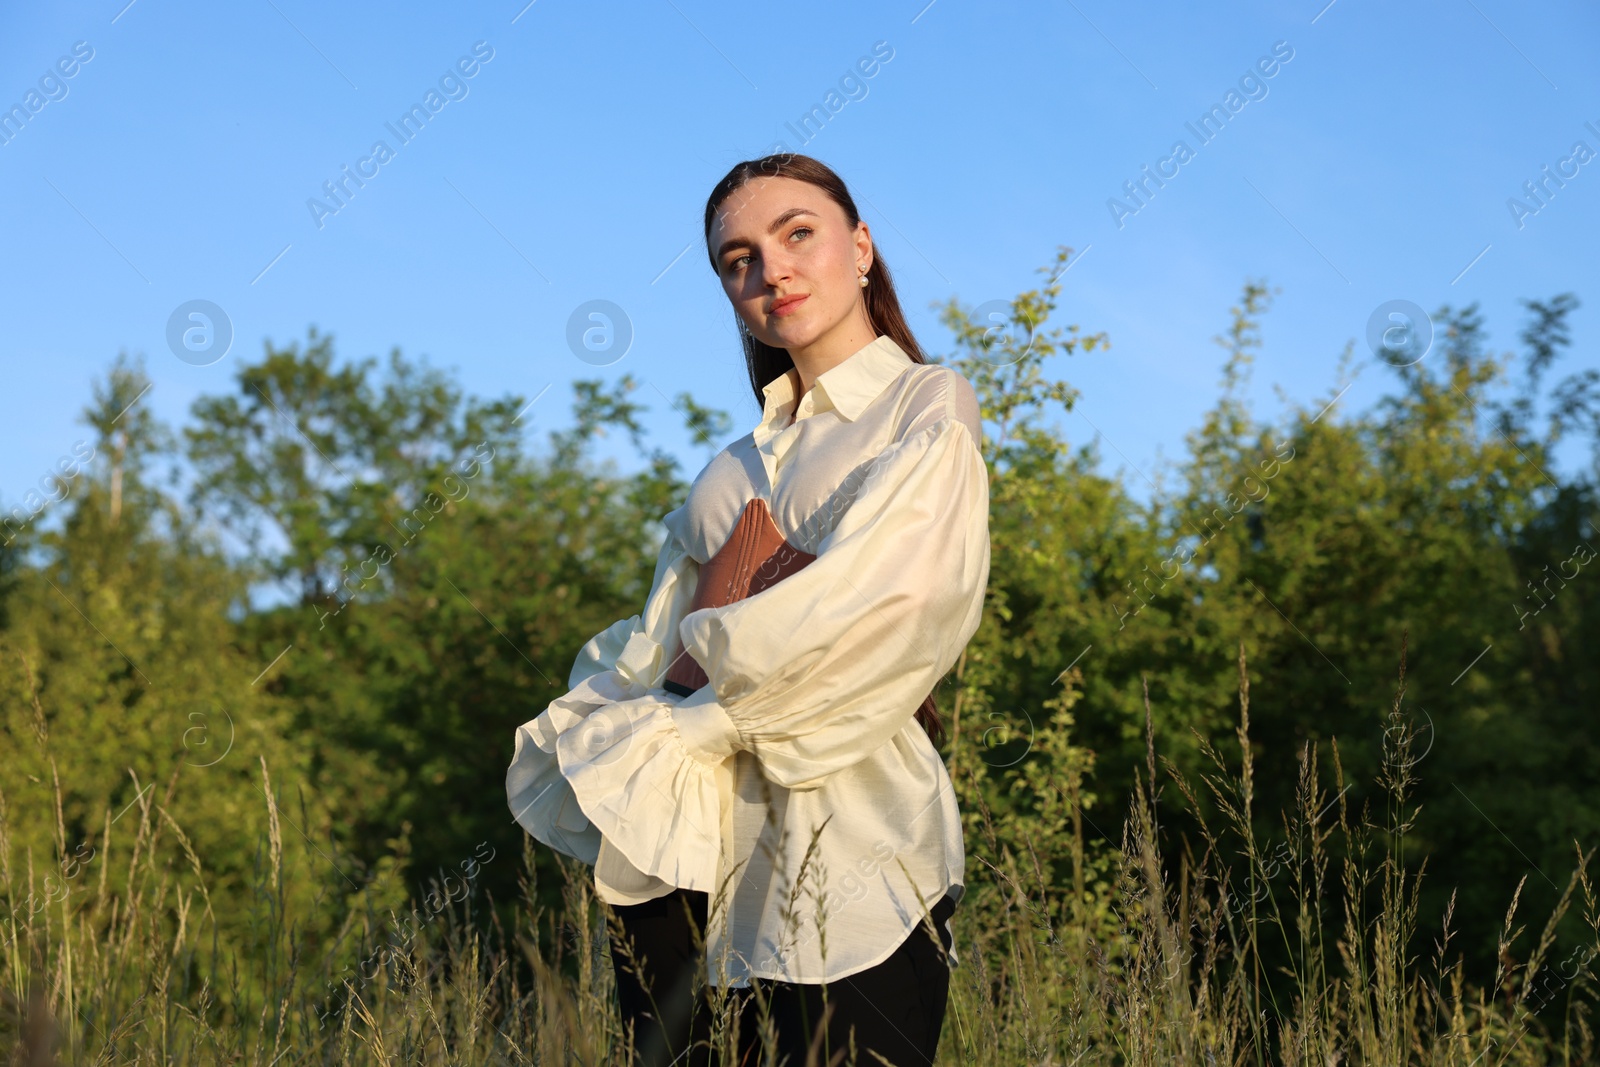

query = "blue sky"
[[2, 0, 1597, 522]]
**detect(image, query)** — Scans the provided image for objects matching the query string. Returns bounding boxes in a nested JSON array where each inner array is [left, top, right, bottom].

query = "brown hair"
[[701, 152, 947, 747]]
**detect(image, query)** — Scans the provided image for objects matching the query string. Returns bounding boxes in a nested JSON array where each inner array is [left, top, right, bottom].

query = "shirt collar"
[[757, 335, 914, 430]]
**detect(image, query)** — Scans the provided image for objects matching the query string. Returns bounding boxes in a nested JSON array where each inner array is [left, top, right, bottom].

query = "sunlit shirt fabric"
[[506, 334, 991, 985]]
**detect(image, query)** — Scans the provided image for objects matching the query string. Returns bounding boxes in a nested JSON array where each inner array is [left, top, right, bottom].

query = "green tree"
[[0, 354, 355, 994]]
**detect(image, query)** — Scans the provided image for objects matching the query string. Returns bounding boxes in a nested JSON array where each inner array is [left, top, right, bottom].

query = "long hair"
[[701, 153, 947, 748]]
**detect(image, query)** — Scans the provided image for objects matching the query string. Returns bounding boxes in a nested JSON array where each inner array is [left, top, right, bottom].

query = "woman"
[[507, 153, 990, 1066]]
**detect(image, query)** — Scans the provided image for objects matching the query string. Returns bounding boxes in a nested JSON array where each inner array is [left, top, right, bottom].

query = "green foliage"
[[1, 257, 1596, 1062], [932, 255, 1598, 983]]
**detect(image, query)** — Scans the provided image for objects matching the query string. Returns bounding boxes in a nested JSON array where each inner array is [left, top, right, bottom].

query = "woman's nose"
[[760, 248, 793, 286]]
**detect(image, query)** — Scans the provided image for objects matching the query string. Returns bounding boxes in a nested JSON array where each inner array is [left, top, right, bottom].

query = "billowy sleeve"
[[506, 526, 731, 892], [670, 393, 990, 791]]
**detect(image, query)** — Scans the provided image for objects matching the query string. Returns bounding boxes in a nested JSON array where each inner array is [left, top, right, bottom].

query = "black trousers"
[[607, 887, 955, 1067]]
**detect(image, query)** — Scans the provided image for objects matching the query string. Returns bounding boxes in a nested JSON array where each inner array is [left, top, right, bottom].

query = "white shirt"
[[506, 334, 991, 985]]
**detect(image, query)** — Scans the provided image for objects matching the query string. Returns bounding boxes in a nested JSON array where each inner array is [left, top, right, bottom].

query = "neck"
[[787, 311, 879, 397]]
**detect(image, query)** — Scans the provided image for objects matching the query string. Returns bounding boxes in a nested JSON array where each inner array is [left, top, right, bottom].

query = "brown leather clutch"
[[663, 497, 815, 695]]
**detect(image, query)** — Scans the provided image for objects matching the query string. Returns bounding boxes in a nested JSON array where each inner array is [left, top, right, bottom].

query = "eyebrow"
[[714, 207, 820, 262]]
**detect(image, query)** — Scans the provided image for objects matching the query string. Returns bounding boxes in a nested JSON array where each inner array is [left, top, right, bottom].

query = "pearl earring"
[[858, 266, 869, 288]]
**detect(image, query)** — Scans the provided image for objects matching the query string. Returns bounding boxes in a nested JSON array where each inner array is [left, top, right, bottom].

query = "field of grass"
[[3, 658, 1596, 1066]]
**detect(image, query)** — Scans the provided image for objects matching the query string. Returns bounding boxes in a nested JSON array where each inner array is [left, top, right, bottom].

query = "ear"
[[853, 220, 873, 271]]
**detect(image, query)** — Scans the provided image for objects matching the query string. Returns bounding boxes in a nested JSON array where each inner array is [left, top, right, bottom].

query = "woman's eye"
[[725, 228, 807, 272]]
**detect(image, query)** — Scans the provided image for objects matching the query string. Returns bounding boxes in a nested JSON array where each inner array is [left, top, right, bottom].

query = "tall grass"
[[2, 650, 1596, 1065]]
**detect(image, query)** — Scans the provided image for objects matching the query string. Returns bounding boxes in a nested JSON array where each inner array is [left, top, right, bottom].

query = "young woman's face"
[[709, 175, 873, 355]]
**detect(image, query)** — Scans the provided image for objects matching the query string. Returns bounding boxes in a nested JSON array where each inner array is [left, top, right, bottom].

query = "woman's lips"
[[771, 294, 809, 317]]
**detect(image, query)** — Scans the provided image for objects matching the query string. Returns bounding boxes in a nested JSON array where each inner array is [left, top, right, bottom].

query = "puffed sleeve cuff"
[[506, 707, 602, 864], [669, 683, 744, 765], [551, 691, 726, 891], [507, 618, 727, 891]]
